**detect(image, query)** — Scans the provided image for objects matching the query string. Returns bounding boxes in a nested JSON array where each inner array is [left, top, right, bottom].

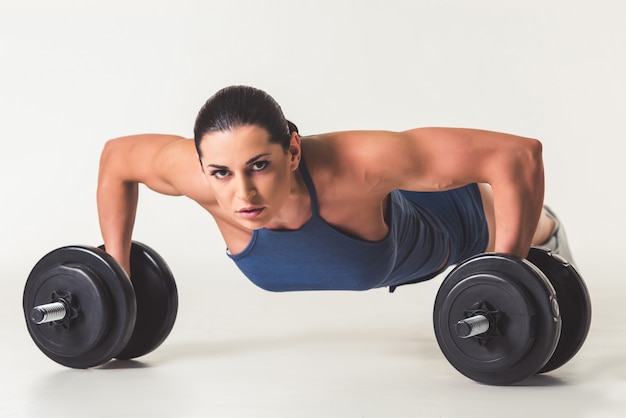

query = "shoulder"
[[300, 130, 418, 196], [302, 130, 407, 163], [153, 137, 217, 205], [304, 129, 423, 178]]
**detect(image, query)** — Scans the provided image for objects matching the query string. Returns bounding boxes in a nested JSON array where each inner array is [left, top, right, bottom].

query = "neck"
[[264, 168, 311, 230]]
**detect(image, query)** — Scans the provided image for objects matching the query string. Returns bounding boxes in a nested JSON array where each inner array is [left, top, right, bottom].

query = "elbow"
[[100, 137, 123, 166], [508, 136, 543, 168], [98, 137, 127, 186], [527, 137, 543, 160], [100, 138, 116, 166], [524, 137, 544, 172], [517, 137, 544, 187], [487, 136, 544, 189], [98, 140, 115, 181], [494, 137, 544, 183]]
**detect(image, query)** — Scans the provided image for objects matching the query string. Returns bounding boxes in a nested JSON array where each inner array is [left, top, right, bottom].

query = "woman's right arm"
[[97, 134, 210, 275]]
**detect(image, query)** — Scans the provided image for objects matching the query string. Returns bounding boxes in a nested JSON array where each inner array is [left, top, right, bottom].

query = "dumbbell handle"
[[31, 302, 67, 324], [455, 315, 490, 338]]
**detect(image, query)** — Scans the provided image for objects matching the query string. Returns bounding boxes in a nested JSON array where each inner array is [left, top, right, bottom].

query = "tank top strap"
[[298, 156, 320, 214]]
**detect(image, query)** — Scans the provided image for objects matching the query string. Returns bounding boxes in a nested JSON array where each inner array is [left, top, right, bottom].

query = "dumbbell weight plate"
[[23, 246, 136, 368], [105, 241, 178, 360], [527, 247, 592, 374], [433, 253, 562, 385]]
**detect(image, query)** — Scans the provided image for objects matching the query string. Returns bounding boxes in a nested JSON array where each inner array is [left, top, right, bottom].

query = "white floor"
[[3, 252, 625, 418]]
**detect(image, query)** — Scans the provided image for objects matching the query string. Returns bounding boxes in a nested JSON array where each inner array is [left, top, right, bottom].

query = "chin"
[[235, 215, 270, 230]]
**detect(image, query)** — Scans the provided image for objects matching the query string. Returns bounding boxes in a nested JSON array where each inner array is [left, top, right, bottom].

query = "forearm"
[[96, 141, 139, 275], [97, 179, 138, 275], [490, 140, 545, 258]]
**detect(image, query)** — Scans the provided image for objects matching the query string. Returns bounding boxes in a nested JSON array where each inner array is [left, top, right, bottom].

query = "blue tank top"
[[228, 157, 488, 292]]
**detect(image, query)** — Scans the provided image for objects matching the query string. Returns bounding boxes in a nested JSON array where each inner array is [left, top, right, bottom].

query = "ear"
[[288, 132, 301, 171]]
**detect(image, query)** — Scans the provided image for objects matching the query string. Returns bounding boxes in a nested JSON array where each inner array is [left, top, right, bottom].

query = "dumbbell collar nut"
[[31, 291, 79, 329], [459, 300, 503, 345]]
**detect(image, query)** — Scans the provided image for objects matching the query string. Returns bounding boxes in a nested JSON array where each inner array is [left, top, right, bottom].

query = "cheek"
[[207, 181, 234, 208], [260, 169, 290, 197]]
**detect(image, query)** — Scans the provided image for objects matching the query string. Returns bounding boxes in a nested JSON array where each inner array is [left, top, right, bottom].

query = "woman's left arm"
[[341, 127, 545, 258], [406, 127, 544, 258]]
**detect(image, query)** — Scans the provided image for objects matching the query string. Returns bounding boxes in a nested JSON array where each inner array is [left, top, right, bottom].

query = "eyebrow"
[[207, 153, 272, 170]]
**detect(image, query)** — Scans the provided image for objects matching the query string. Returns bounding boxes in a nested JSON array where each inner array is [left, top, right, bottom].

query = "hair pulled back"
[[194, 85, 298, 158]]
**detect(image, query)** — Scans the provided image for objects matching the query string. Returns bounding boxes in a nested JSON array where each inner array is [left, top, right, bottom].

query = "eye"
[[250, 161, 269, 171], [210, 169, 230, 180]]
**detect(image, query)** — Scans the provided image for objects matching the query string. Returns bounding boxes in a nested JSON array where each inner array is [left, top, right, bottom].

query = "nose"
[[235, 177, 257, 201], [236, 189, 257, 201]]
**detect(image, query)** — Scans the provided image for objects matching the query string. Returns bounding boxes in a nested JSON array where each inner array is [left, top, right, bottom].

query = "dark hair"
[[193, 85, 298, 158]]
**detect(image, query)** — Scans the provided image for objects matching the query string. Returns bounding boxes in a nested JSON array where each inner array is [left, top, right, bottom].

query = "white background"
[[1, 1, 625, 417]]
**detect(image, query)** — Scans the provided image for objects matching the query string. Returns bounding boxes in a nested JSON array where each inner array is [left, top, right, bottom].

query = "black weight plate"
[[23, 246, 136, 368], [438, 274, 535, 370], [103, 242, 178, 360], [434, 253, 562, 385], [24, 264, 111, 357], [528, 246, 592, 374]]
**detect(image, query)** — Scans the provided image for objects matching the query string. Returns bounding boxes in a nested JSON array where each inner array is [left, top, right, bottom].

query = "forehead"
[[200, 125, 279, 162]]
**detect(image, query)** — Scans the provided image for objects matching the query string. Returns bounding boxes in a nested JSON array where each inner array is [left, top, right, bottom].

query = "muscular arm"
[[97, 134, 211, 274], [332, 127, 544, 258]]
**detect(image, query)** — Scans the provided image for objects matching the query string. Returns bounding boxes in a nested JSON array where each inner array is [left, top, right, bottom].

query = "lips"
[[237, 206, 265, 219]]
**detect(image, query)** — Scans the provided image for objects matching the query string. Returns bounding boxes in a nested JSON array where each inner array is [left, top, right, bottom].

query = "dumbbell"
[[433, 246, 591, 385], [23, 241, 178, 368]]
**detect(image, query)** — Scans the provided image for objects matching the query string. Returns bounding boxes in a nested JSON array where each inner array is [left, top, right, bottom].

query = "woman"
[[97, 85, 572, 291]]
